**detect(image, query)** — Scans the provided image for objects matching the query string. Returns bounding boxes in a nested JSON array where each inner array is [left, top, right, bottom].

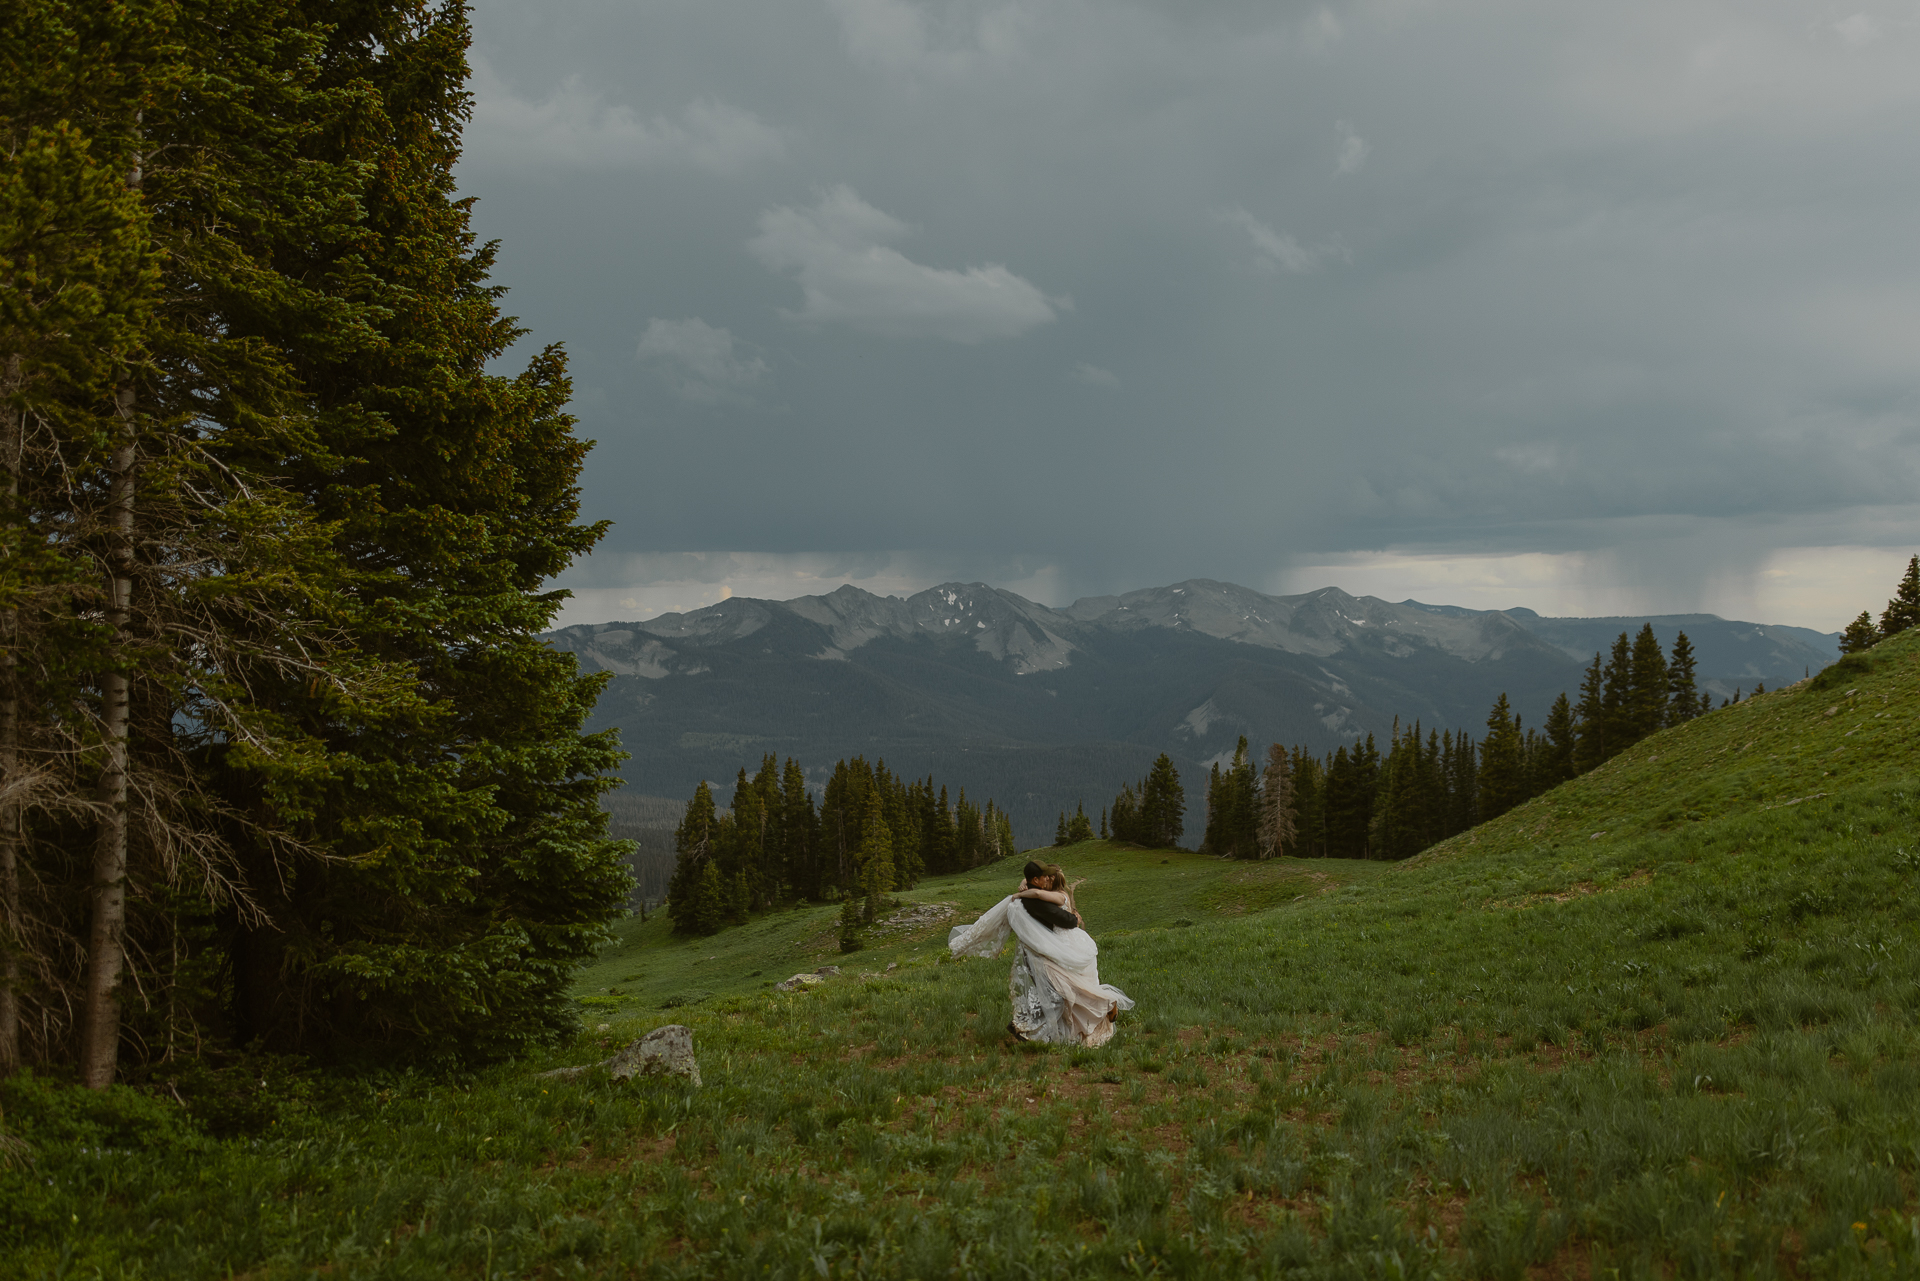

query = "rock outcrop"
[[537, 1024, 701, 1086]]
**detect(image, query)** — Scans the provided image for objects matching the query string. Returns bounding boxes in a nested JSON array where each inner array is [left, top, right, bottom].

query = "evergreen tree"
[[1108, 783, 1139, 845], [1839, 611, 1881, 655], [889, 771, 923, 888], [692, 863, 725, 936], [1572, 652, 1606, 773], [1139, 754, 1185, 849], [780, 758, 818, 899], [953, 789, 983, 868], [722, 768, 763, 906], [837, 894, 864, 953], [1065, 803, 1095, 844], [1477, 694, 1526, 821], [1600, 631, 1633, 753], [1665, 632, 1701, 724], [1445, 730, 1479, 836], [1540, 693, 1576, 788], [1055, 812, 1069, 847], [667, 782, 720, 935], [1324, 745, 1366, 858], [1289, 746, 1325, 857], [1224, 737, 1258, 858], [856, 792, 893, 923], [1367, 724, 1411, 860], [209, 0, 632, 1067], [1099, 807, 1108, 840], [748, 755, 780, 904], [924, 781, 955, 876], [1200, 762, 1224, 854], [1627, 623, 1668, 741], [1882, 555, 1920, 637], [0, 95, 164, 1074], [1258, 742, 1295, 859]]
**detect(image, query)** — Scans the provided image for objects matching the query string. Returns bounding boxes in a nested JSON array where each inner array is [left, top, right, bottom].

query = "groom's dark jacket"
[[1020, 898, 1078, 931]]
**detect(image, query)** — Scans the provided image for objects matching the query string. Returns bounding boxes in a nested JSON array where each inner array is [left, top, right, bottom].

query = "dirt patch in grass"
[[1492, 867, 1653, 910]]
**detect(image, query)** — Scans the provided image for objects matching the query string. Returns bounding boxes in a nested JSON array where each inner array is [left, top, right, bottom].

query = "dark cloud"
[[460, 0, 1920, 627]]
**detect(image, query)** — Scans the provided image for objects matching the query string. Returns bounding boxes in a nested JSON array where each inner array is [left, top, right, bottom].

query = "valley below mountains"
[[546, 579, 1838, 846]]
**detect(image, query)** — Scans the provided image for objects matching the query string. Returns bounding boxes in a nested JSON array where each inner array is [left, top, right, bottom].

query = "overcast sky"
[[458, 0, 1920, 631]]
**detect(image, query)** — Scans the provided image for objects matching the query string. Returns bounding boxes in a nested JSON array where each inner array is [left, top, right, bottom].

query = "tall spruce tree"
[[780, 758, 818, 898], [1838, 611, 1880, 655], [1626, 623, 1669, 741], [1571, 653, 1606, 773], [1600, 632, 1633, 754], [856, 792, 893, 922], [1665, 631, 1701, 723], [0, 0, 633, 1078], [1258, 742, 1295, 859], [1477, 694, 1526, 822], [1880, 555, 1920, 636], [1139, 754, 1185, 849], [667, 782, 720, 936], [1324, 745, 1366, 858], [1541, 693, 1576, 787]]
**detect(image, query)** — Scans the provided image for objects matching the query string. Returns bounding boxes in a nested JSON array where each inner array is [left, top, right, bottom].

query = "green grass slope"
[[8, 630, 1918, 1279], [573, 847, 1393, 1014]]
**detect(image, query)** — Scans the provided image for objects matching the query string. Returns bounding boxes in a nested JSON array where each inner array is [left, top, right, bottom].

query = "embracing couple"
[[947, 860, 1135, 1047]]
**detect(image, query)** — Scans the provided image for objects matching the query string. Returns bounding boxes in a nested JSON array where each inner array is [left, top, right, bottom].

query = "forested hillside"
[[549, 579, 1837, 842], [0, 0, 628, 1083]]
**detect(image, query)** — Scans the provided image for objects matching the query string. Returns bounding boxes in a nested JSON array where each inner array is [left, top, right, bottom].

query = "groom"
[[1017, 861, 1080, 931]]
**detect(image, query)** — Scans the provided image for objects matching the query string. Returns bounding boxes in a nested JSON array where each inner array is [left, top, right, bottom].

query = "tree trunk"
[[0, 352, 21, 1071], [79, 376, 137, 1089]]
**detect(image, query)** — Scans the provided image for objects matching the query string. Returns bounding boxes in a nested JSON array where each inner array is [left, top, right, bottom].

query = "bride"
[[948, 860, 1135, 1047]]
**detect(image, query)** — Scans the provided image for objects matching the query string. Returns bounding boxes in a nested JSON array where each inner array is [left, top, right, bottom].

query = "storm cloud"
[[459, 0, 1920, 629]]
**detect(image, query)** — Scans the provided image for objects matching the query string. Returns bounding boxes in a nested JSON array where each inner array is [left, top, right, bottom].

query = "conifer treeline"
[[1101, 753, 1187, 848], [0, 0, 629, 1082], [666, 756, 1014, 936], [1838, 554, 1920, 654], [1202, 625, 1713, 861]]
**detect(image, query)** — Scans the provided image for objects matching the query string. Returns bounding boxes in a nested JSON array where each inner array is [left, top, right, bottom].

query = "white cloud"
[[637, 318, 769, 404], [826, 0, 1031, 77], [1071, 362, 1119, 388], [1335, 120, 1371, 174], [465, 57, 782, 172], [1833, 13, 1882, 45], [1217, 206, 1323, 274], [747, 185, 1062, 341]]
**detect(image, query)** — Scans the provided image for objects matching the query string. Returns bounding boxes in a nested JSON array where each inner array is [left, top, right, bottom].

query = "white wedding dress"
[[947, 896, 1135, 1046]]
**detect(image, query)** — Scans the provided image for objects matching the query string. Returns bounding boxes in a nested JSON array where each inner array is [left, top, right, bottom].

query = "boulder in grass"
[[538, 1024, 702, 1086], [775, 972, 825, 992], [607, 1025, 701, 1086]]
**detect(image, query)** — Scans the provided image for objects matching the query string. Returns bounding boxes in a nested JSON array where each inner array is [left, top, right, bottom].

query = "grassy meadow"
[[6, 630, 1919, 1278]]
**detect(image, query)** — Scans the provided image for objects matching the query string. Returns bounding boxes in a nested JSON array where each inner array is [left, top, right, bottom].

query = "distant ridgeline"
[[664, 755, 1013, 936], [547, 579, 1840, 846], [1176, 624, 1731, 862]]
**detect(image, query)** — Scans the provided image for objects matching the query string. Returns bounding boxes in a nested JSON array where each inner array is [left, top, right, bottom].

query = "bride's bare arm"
[[1012, 887, 1068, 904]]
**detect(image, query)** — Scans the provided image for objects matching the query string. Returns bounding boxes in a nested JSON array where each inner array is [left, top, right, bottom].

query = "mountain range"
[[545, 579, 1839, 847]]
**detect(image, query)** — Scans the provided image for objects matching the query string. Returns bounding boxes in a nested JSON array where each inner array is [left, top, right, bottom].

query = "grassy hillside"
[[7, 629, 1918, 1278], [575, 847, 1393, 1014]]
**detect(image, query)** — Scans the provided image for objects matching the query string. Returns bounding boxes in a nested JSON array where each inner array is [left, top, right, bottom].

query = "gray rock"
[[607, 1024, 701, 1087], [536, 1063, 598, 1082], [775, 972, 825, 992], [813, 965, 841, 976]]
